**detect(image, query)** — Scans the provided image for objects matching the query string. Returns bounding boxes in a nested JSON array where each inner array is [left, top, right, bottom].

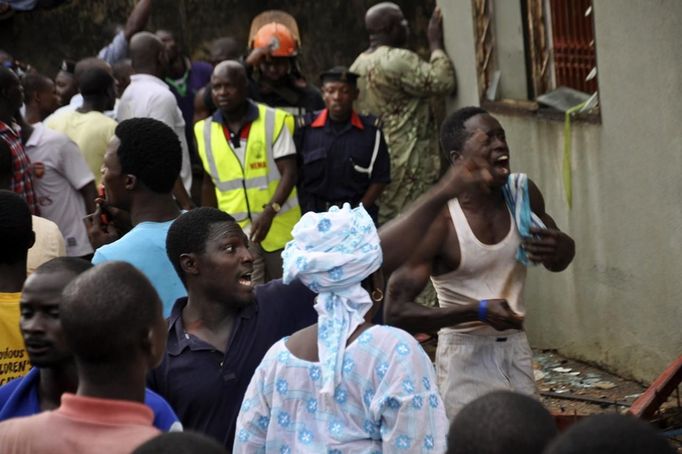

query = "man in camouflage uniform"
[[351, 3, 455, 225]]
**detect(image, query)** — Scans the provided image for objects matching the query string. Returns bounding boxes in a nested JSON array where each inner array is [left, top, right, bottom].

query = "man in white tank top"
[[384, 107, 575, 420]]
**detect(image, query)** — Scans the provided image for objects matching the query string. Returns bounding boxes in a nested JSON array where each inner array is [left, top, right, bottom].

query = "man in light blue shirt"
[[86, 117, 186, 315]]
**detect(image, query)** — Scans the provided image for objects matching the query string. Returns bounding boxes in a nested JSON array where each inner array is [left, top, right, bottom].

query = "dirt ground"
[[534, 349, 682, 451], [422, 341, 682, 450], [533, 349, 645, 415]]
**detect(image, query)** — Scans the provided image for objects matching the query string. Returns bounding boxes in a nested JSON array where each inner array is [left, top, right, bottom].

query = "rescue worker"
[[245, 10, 324, 117], [294, 67, 390, 225], [194, 61, 300, 284]]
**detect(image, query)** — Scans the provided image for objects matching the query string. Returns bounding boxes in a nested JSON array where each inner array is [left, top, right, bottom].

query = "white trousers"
[[435, 330, 537, 421]]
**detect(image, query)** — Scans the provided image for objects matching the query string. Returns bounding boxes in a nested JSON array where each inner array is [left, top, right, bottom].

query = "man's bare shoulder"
[[431, 201, 461, 274]]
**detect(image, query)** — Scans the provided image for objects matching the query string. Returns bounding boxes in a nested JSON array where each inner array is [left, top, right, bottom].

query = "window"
[[473, 0, 599, 116]]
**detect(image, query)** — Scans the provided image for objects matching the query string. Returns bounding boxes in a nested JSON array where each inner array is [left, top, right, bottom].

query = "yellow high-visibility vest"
[[194, 103, 300, 252]]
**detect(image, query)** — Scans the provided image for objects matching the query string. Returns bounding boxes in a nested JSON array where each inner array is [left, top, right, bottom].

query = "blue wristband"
[[478, 299, 489, 321]]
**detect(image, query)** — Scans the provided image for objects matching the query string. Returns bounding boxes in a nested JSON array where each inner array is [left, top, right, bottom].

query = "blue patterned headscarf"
[[502, 173, 547, 266], [282, 204, 382, 398]]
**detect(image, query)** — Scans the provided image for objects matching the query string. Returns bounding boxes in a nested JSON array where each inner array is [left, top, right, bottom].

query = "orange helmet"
[[251, 22, 298, 57]]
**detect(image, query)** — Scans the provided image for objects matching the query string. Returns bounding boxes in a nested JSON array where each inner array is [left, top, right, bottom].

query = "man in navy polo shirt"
[[0, 257, 181, 432], [295, 66, 390, 225], [149, 159, 520, 447], [148, 207, 317, 448]]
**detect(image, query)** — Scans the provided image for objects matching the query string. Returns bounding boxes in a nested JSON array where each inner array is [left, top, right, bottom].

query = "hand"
[[250, 208, 275, 244], [84, 205, 122, 250], [427, 6, 444, 50], [482, 298, 524, 331], [523, 227, 574, 271], [245, 46, 272, 67]]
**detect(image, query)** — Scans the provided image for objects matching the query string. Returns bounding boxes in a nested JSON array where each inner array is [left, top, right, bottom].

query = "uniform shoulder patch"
[[297, 116, 310, 128]]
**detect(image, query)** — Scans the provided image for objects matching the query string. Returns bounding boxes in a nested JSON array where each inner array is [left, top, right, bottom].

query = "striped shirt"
[[0, 121, 38, 215]]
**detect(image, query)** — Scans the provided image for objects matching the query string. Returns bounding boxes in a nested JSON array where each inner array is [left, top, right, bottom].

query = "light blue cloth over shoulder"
[[502, 173, 546, 266], [282, 203, 382, 399]]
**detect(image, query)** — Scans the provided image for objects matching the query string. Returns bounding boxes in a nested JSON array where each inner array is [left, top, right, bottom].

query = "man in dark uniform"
[[294, 66, 390, 224]]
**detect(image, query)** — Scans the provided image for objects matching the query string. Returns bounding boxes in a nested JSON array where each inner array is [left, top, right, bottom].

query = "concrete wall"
[[444, 0, 682, 382]]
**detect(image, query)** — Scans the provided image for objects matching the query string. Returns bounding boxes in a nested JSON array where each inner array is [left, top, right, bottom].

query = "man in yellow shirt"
[[46, 65, 117, 185], [0, 190, 34, 385]]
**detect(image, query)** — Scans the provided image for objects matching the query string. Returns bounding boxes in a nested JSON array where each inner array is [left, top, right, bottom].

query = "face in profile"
[[100, 136, 131, 210], [54, 71, 77, 107], [460, 113, 511, 187], [192, 222, 255, 308]]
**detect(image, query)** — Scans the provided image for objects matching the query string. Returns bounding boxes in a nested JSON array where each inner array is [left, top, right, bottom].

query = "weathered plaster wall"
[[0, 0, 435, 81], [444, 0, 682, 382]]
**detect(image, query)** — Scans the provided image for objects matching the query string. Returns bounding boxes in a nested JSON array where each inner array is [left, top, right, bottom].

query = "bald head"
[[130, 31, 166, 74], [366, 2, 401, 32], [213, 60, 246, 84], [211, 60, 248, 113], [365, 2, 408, 47]]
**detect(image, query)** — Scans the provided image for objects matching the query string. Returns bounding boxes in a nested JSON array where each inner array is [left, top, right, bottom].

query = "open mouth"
[[238, 272, 253, 287], [493, 155, 510, 176]]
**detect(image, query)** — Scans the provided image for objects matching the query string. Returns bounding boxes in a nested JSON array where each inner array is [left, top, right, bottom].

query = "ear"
[[124, 173, 137, 191], [142, 320, 166, 369], [158, 48, 169, 67], [179, 252, 199, 278], [27, 231, 36, 250], [449, 150, 462, 164]]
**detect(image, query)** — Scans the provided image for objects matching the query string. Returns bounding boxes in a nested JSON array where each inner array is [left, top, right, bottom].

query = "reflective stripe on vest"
[[196, 104, 300, 251], [202, 111, 274, 192]]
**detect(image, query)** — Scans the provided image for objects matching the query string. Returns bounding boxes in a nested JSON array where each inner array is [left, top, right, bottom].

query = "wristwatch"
[[264, 202, 281, 213]]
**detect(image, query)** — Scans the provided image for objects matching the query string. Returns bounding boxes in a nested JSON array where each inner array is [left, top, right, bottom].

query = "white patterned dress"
[[234, 325, 448, 453]]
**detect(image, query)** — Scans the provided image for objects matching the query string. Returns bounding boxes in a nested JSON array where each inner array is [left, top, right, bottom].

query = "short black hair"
[[545, 413, 675, 454], [0, 190, 33, 265], [132, 431, 227, 454], [33, 256, 93, 277], [78, 66, 114, 96], [73, 57, 110, 83], [440, 106, 488, 159], [115, 118, 181, 193], [61, 261, 162, 365], [446, 391, 558, 454], [0, 66, 19, 96], [21, 73, 52, 103], [166, 208, 236, 284]]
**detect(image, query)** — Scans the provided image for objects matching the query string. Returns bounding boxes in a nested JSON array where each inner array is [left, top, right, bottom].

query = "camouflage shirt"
[[351, 47, 455, 224]]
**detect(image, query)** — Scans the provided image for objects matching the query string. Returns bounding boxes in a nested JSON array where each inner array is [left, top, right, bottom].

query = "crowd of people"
[[0, 1, 676, 453]]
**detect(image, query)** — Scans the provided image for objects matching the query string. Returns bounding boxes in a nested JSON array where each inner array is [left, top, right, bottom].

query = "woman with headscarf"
[[233, 203, 448, 453]]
